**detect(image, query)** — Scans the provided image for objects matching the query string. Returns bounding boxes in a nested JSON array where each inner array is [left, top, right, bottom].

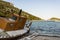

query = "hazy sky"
[[5, 0, 60, 19]]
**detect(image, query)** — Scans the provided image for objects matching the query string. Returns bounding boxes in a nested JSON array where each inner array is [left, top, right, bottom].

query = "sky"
[[4, 0, 60, 20]]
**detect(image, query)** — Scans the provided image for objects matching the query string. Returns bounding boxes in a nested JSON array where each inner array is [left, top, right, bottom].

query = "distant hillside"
[[49, 17, 60, 21], [0, 0, 42, 20]]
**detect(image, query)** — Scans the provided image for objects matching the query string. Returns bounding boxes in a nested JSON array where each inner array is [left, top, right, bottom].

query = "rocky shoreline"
[[18, 32, 60, 40]]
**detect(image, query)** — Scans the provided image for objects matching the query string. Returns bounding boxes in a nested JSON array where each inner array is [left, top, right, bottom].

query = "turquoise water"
[[30, 20, 60, 36]]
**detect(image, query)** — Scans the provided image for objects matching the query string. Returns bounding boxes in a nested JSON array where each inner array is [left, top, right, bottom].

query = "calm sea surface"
[[30, 20, 60, 36]]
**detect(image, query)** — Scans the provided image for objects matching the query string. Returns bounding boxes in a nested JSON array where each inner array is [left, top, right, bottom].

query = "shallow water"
[[30, 20, 60, 36]]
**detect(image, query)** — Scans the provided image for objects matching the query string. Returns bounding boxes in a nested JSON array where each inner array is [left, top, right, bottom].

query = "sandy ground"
[[19, 35, 60, 40], [31, 36, 60, 40]]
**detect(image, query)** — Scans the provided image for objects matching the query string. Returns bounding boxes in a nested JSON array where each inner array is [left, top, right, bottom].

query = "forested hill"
[[0, 0, 42, 20]]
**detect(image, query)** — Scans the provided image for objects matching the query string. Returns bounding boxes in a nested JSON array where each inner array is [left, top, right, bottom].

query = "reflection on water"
[[30, 20, 60, 36]]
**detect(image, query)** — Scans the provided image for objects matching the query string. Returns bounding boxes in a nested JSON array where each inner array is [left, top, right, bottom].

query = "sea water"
[[30, 20, 60, 36]]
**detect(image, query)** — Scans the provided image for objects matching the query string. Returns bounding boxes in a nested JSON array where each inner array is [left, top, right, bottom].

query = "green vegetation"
[[0, 0, 42, 20]]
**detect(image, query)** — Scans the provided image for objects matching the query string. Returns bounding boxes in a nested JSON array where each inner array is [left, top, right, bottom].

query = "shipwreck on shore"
[[0, 9, 32, 40]]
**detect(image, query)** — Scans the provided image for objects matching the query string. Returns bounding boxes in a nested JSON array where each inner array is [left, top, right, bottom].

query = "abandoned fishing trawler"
[[0, 9, 32, 40]]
